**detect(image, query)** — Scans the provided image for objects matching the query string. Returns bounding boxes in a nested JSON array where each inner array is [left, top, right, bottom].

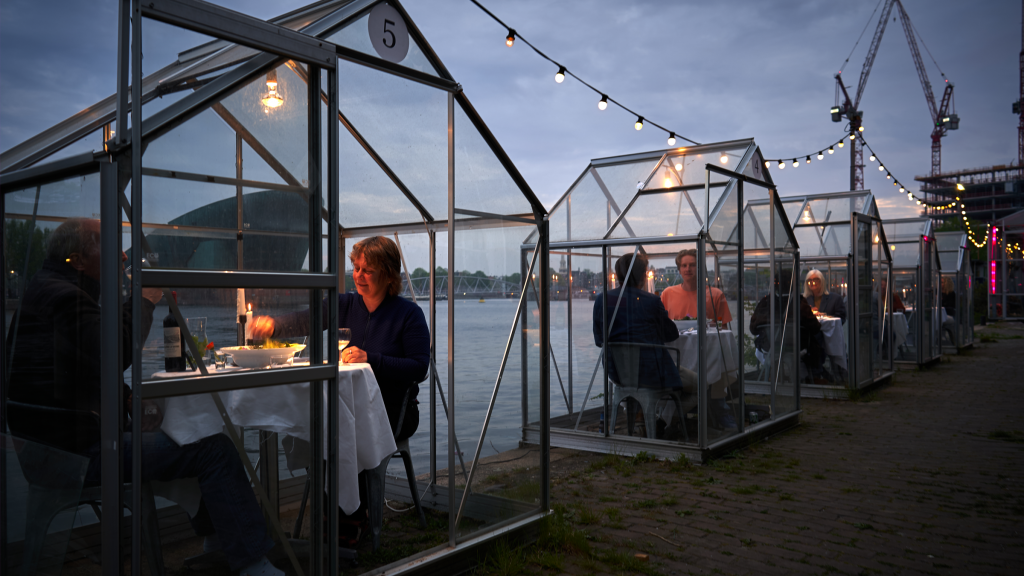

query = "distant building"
[[915, 165, 1024, 226]]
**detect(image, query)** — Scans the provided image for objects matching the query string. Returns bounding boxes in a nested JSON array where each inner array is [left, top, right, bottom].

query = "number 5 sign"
[[368, 3, 409, 64]]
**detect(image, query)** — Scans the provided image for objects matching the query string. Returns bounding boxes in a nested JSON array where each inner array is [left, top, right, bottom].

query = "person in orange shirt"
[[660, 249, 733, 324]]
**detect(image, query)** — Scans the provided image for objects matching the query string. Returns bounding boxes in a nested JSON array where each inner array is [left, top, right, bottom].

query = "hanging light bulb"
[[869, 154, 876, 162], [878, 165, 885, 171], [261, 70, 283, 109], [675, 161, 683, 171], [899, 186, 905, 192], [956, 183, 965, 191], [858, 126, 865, 132], [838, 140, 845, 148], [886, 173, 892, 179], [828, 146, 834, 154], [555, 66, 566, 83], [635, 116, 644, 130], [598, 95, 608, 110], [721, 153, 730, 165], [765, 160, 771, 169], [667, 132, 676, 146], [849, 133, 856, 140], [778, 161, 785, 169], [805, 155, 811, 164], [817, 151, 824, 160], [792, 159, 798, 168], [506, 28, 516, 47]]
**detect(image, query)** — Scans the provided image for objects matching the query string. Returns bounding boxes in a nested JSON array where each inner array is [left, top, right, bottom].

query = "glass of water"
[[338, 328, 352, 364]]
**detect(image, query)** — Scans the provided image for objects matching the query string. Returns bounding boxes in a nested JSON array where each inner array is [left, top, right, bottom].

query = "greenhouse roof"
[[885, 217, 937, 269], [935, 231, 968, 272], [0, 0, 544, 230], [536, 138, 795, 250], [777, 190, 888, 260]]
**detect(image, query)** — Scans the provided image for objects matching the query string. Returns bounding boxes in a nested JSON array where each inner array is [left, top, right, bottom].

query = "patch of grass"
[[666, 452, 695, 472], [527, 549, 563, 572], [660, 495, 679, 506], [842, 487, 863, 494], [604, 507, 623, 527], [675, 509, 695, 517], [852, 523, 875, 530], [729, 484, 761, 495], [631, 499, 659, 510], [778, 493, 795, 501], [587, 453, 619, 472], [539, 505, 591, 556], [813, 473, 826, 480], [478, 538, 526, 576], [597, 549, 661, 576], [597, 495, 619, 503], [576, 506, 602, 526]]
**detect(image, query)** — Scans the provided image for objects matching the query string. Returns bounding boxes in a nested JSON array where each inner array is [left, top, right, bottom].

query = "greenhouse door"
[[851, 213, 875, 389]]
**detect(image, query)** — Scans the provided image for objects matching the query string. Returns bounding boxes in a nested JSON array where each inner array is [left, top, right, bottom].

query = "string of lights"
[[762, 130, 989, 247], [468, 0, 701, 147]]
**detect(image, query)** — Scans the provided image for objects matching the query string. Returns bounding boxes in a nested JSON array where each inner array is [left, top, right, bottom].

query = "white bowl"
[[217, 345, 306, 368]]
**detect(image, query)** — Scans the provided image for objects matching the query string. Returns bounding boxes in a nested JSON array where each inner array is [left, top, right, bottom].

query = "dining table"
[[667, 328, 739, 386], [814, 314, 846, 370], [151, 362, 396, 515]]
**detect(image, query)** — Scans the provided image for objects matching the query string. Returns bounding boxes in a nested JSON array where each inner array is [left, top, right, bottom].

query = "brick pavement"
[[533, 321, 1024, 576]]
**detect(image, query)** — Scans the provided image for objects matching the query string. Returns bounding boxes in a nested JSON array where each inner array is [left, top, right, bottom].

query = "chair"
[[607, 343, 695, 441], [292, 387, 427, 552], [365, 386, 427, 551], [7, 401, 165, 576]]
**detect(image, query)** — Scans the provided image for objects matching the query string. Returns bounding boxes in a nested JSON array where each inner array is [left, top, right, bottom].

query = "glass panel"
[[592, 160, 658, 209], [3, 433, 90, 576], [773, 254, 799, 418], [453, 102, 533, 216], [854, 218, 873, 388], [644, 147, 746, 191], [337, 119, 425, 228], [325, 10, 444, 78], [451, 221, 542, 538], [565, 171, 617, 241], [607, 190, 703, 239], [337, 58, 448, 219]]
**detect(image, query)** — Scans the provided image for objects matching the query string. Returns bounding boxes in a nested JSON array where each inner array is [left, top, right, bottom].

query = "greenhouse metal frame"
[[2, 1, 550, 575], [935, 231, 974, 352], [521, 139, 803, 462], [884, 217, 942, 367]]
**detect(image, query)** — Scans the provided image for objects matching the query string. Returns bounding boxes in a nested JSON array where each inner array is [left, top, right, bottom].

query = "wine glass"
[[338, 328, 352, 364], [186, 317, 209, 364]]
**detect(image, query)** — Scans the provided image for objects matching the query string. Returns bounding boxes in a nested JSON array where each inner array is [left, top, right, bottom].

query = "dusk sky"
[[1, 0, 1020, 224]]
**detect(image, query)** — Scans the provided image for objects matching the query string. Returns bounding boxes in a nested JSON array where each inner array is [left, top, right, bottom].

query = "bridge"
[[400, 275, 522, 299]]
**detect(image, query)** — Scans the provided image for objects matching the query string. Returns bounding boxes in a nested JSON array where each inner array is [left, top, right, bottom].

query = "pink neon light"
[[990, 261, 997, 295]]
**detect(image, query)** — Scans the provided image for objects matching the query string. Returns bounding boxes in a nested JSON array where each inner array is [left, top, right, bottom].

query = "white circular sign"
[[368, 3, 409, 64]]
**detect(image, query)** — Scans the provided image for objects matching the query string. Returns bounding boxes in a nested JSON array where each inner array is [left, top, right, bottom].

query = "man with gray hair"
[[8, 218, 285, 576]]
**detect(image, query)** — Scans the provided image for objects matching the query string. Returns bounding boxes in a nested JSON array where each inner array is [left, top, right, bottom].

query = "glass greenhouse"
[[779, 191, 894, 396], [521, 139, 802, 461], [935, 231, 974, 352], [988, 209, 1024, 320], [2, 1, 550, 575], [883, 218, 942, 367]]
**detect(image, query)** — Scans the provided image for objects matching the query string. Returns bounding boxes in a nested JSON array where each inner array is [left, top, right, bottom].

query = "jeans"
[[85, 431, 273, 570]]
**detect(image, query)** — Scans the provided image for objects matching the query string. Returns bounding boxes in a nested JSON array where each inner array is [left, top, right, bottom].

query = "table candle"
[[245, 303, 253, 343], [236, 288, 246, 320]]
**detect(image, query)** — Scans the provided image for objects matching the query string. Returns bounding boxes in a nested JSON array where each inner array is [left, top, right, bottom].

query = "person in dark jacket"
[[251, 235, 429, 545], [750, 269, 825, 383], [7, 219, 282, 576], [803, 269, 847, 323]]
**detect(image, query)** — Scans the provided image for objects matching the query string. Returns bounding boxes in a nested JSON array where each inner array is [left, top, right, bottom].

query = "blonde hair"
[[803, 269, 829, 299], [350, 236, 403, 297]]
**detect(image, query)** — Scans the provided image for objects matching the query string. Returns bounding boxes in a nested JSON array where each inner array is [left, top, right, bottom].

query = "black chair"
[[6, 401, 165, 576]]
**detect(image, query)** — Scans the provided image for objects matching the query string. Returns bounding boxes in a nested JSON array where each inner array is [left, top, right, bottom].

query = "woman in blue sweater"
[[250, 236, 429, 441]]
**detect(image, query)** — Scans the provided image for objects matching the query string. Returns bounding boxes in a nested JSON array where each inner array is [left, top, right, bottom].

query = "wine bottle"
[[163, 291, 186, 372]]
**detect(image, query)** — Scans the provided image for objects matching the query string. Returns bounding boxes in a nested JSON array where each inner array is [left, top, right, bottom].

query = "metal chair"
[[607, 343, 695, 440], [365, 386, 427, 551]]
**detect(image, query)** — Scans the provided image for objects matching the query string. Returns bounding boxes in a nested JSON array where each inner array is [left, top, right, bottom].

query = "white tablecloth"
[[817, 316, 846, 370], [668, 329, 738, 385], [892, 312, 909, 349], [156, 364, 396, 515]]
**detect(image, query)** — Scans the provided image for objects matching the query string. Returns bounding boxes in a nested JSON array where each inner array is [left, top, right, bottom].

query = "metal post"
[[129, 1, 143, 573], [326, 63, 340, 576], [0, 186, 6, 570], [736, 181, 744, 434], [768, 189, 776, 422], [446, 90, 456, 545], [429, 230, 436, 484], [101, 159, 125, 576], [539, 220, 550, 510], [601, 246, 609, 437], [307, 62, 324, 576], [697, 235, 707, 448], [793, 250, 801, 409]]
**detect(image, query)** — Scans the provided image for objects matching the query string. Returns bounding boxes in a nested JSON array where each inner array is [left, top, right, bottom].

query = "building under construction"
[[916, 165, 1024, 225]]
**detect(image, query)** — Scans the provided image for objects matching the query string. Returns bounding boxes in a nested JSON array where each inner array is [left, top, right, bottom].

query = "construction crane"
[[1015, 0, 1024, 166], [831, 0, 958, 191]]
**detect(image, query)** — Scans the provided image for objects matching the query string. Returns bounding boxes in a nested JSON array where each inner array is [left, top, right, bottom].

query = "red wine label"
[[164, 327, 181, 357]]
